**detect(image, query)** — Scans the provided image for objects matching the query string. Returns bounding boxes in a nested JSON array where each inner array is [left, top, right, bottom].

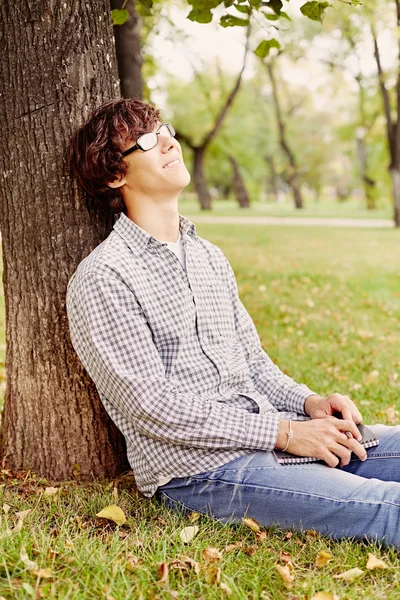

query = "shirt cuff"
[[242, 412, 281, 451], [285, 385, 317, 416]]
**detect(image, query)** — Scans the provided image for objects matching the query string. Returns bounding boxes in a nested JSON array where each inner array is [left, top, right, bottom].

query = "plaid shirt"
[[66, 212, 315, 497]]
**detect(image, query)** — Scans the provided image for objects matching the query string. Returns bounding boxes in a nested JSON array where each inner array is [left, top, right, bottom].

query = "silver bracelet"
[[282, 420, 293, 452]]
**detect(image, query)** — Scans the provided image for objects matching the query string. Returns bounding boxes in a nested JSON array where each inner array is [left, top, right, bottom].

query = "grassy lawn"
[[0, 225, 400, 599], [178, 196, 394, 221]]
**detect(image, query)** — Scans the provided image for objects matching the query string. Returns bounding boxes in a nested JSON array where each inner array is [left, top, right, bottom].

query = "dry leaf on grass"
[[44, 487, 59, 496], [189, 511, 200, 522], [315, 551, 333, 568], [256, 530, 267, 542], [178, 555, 201, 574], [242, 517, 260, 532], [202, 547, 222, 563], [179, 525, 199, 544], [385, 406, 399, 424], [125, 553, 142, 571], [2, 504, 10, 514], [205, 565, 221, 585], [31, 568, 52, 579], [95, 504, 126, 526], [333, 567, 364, 582], [220, 581, 233, 595], [310, 593, 339, 600], [275, 564, 294, 589], [366, 553, 388, 570], [364, 370, 379, 385], [15, 509, 31, 520], [20, 545, 38, 571], [280, 551, 294, 566], [223, 542, 243, 554], [157, 562, 169, 584]]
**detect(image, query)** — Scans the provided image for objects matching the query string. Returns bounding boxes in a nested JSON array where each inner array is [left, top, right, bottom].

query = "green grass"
[[0, 224, 400, 599], [179, 195, 394, 220]]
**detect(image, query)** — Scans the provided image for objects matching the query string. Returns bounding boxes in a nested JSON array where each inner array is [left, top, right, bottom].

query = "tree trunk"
[[265, 60, 304, 209], [264, 155, 280, 202], [0, 1, 131, 480], [229, 156, 250, 208], [193, 148, 212, 210], [390, 168, 400, 227], [111, 0, 143, 99], [291, 183, 303, 209]]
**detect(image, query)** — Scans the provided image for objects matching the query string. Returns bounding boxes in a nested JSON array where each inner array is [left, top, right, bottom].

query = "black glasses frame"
[[121, 123, 175, 157]]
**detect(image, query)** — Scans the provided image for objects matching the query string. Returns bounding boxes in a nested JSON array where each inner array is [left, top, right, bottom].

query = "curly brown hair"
[[69, 98, 161, 214]]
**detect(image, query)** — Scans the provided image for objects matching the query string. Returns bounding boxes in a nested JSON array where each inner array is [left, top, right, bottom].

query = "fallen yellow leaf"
[[366, 553, 388, 570], [242, 517, 260, 532], [275, 563, 294, 589], [96, 504, 126, 526], [31, 567, 52, 578], [205, 565, 221, 585], [202, 547, 222, 563], [333, 567, 364, 582], [315, 551, 333, 568], [179, 525, 199, 544], [189, 511, 200, 522]]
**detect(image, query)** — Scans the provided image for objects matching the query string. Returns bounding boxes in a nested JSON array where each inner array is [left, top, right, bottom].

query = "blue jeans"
[[156, 424, 400, 548]]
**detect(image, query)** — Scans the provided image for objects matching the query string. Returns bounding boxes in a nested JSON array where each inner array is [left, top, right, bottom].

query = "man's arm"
[[221, 254, 316, 414], [66, 269, 282, 452]]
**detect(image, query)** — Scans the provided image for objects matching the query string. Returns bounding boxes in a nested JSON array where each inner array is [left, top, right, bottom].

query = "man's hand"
[[276, 417, 367, 467], [305, 393, 362, 424]]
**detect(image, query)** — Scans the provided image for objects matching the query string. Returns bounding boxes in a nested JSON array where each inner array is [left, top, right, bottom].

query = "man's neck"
[[125, 201, 180, 243]]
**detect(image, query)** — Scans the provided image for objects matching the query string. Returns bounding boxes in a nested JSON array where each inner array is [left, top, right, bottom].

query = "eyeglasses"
[[121, 123, 176, 157]]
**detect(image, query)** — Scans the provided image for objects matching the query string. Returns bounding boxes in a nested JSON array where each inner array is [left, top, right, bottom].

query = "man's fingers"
[[343, 436, 367, 461], [331, 444, 352, 467], [334, 418, 361, 441], [321, 450, 340, 468]]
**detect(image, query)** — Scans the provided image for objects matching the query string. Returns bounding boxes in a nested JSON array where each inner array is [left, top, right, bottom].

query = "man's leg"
[[156, 425, 400, 548]]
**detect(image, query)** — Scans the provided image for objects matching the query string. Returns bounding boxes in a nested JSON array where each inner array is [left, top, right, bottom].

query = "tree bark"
[[193, 148, 212, 210], [111, 0, 143, 99], [356, 135, 376, 210], [229, 156, 250, 208], [0, 1, 131, 480]]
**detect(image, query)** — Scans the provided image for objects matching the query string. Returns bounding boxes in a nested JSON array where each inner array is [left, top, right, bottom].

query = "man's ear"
[[107, 174, 127, 189]]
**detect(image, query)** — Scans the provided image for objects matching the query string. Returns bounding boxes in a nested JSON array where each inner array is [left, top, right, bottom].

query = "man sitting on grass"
[[66, 98, 400, 549]]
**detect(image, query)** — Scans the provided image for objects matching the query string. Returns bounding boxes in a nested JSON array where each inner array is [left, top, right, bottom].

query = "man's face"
[[117, 122, 191, 199]]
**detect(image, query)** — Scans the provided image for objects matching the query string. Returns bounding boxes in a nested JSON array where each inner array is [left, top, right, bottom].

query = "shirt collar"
[[113, 212, 197, 256]]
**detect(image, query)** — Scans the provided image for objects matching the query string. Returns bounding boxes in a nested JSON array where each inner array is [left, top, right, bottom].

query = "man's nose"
[[160, 136, 176, 152]]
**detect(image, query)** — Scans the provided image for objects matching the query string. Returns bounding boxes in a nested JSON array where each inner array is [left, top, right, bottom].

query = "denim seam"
[[178, 476, 400, 508]]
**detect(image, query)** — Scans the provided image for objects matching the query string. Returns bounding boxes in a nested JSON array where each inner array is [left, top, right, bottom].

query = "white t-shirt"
[[159, 231, 186, 270]]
